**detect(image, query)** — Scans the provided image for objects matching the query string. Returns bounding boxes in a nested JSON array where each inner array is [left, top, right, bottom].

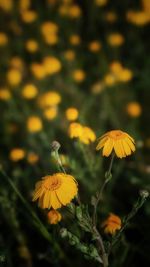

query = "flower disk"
[[32, 173, 78, 209], [96, 130, 135, 158]]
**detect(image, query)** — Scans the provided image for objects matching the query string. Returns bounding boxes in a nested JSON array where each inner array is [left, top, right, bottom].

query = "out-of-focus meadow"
[[0, 0, 150, 266]]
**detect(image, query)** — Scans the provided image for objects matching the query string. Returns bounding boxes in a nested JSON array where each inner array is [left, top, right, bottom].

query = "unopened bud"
[[50, 141, 61, 152], [140, 190, 149, 199]]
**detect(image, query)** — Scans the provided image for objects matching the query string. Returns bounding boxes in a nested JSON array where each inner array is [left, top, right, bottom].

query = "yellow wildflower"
[[9, 148, 25, 162], [25, 39, 39, 53], [68, 5, 82, 18], [68, 122, 83, 138], [32, 173, 78, 209], [107, 33, 124, 46], [69, 35, 81, 45], [21, 10, 37, 23], [80, 127, 96, 145], [95, 0, 108, 6], [102, 213, 122, 235], [22, 84, 38, 99], [38, 91, 61, 108], [47, 210, 62, 224], [0, 89, 11, 100], [126, 102, 142, 117], [0, 32, 8, 46], [88, 41, 102, 52], [27, 116, 43, 133], [72, 69, 86, 82], [65, 107, 79, 121], [43, 106, 58, 120], [7, 69, 22, 86], [27, 152, 39, 164], [30, 63, 46, 80], [96, 130, 136, 158], [43, 56, 62, 75], [64, 50, 76, 61]]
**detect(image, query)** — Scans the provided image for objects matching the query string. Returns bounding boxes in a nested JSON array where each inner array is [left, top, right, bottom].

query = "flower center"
[[44, 176, 62, 191], [108, 130, 124, 140]]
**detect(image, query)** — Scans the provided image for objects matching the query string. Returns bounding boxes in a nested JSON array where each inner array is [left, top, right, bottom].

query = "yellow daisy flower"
[[102, 213, 121, 235], [96, 130, 135, 158], [32, 173, 78, 209], [47, 210, 62, 224]]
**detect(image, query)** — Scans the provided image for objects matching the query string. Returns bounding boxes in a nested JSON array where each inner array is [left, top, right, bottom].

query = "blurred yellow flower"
[[38, 91, 61, 108], [0, 32, 8, 46], [65, 107, 79, 121], [69, 35, 81, 45], [47, 210, 62, 224], [32, 173, 78, 209], [25, 39, 39, 53], [64, 50, 76, 61], [126, 102, 142, 117], [43, 106, 58, 120], [44, 34, 58, 45], [0, 88, 11, 100], [68, 5, 82, 18], [69, 123, 96, 144], [95, 0, 108, 6], [22, 84, 38, 99], [105, 12, 117, 23], [7, 69, 22, 86], [0, 0, 13, 11], [10, 57, 24, 70], [142, 0, 150, 14], [19, 0, 30, 11], [127, 11, 150, 26], [88, 41, 102, 52], [27, 116, 43, 133], [117, 68, 133, 82], [27, 152, 39, 164], [30, 63, 46, 80], [41, 22, 58, 36], [102, 213, 121, 235], [107, 33, 124, 46], [96, 130, 136, 158], [9, 148, 25, 162], [104, 73, 116, 86], [91, 82, 104, 94], [72, 69, 86, 82], [109, 61, 123, 74], [43, 56, 62, 75], [21, 10, 37, 23]]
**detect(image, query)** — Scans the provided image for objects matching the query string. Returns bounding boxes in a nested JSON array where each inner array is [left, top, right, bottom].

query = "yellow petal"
[[96, 137, 108, 150], [125, 138, 136, 152], [114, 141, 123, 158], [102, 139, 114, 156], [122, 140, 131, 156], [51, 191, 61, 209]]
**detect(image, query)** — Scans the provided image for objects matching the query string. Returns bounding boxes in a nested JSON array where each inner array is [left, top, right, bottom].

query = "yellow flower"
[[0, 32, 8, 46], [65, 107, 79, 121], [142, 0, 150, 14], [0, 88, 11, 100], [25, 39, 39, 53], [109, 61, 123, 74], [72, 69, 86, 82], [43, 56, 62, 75], [30, 63, 46, 80], [80, 127, 96, 144], [88, 41, 102, 52], [41, 22, 58, 36], [68, 5, 82, 18], [102, 213, 122, 235], [44, 34, 58, 45], [126, 102, 142, 117], [95, 0, 108, 6], [69, 35, 81, 45], [7, 69, 22, 86], [91, 82, 104, 94], [96, 130, 136, 158], [27, 116, 43, 133], [0, 0, 13, 11], [68, 122, 83, 138], [43, 106, 58, 120], [27, 152, 39, 164], [107, 33, 124, 46], [21, 10, 37, 23], [9, 148, 25, 162], [19, 0, 30, 11], [22, 84, 38, 99], [47, 210, 62, 224], [127, 11, 150, 26], [117, 68, 133, 82], [103, 73, 117, 86], [32, 173, 78, 209], [105, 12, 117, 23], [10, 57, 24, 70], [38, 91, 61, 108], [69, 123, 96, 144], [64, 50, 76, 61]]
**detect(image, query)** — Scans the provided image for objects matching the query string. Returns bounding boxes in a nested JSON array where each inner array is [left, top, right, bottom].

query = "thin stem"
[[93, 226, 108, 267], [93, 153, 115, 226]]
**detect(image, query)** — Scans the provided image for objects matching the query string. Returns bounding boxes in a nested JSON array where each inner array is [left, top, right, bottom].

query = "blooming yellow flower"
[[69, 35, 81, 45], [43, 106, 58, 120], [103, 73, 117, 86], [117, 68, 133, 82], [0, 0, 13, 11], [7, 69, 22, 86], [27, 152, 39, 164], [43, 56, 62, 75], [63, 50, 76, 61], [47, 210, 62, 224], [22, 84, 38, 99], [69, 123, 96, 144], [0, 88, 11, 100], [68, 122, 83, 138], [88, 41, 102, 52], [25, 39, 39, 53], [126, 102, 142, 117], [9, 148, 25, 162], [68, 5, 82, 18], [102, 213, 121, 235], [30, 63, 46, 80], [19, 0, 30, 11], [65, 107, 79, 121], [44, 34, 58, 45], [0, 32, 8, 46], [96, 130, 136, 158], [41, 22, 58, 36], [107, 33, 124, 46], [21, 10, 37, 23], [127, 11, 150, 26], [38, 91, 61, 108], [27, 116, 43, 133], [72, 69, 86, 82], [142, 0, 150, 14], [32, 173, 78, 209]]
